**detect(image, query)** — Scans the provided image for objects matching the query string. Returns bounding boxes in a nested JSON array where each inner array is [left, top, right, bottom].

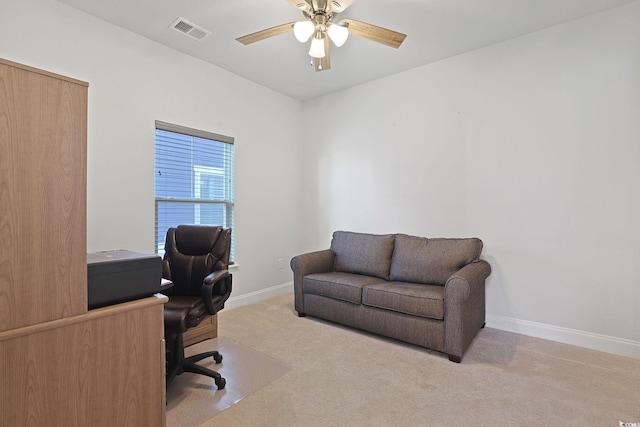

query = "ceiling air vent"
[[170, 17, 210, 41]]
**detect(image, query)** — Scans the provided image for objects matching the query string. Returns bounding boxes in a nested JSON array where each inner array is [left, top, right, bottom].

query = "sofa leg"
[[448, 354, 462, 363], [296, 311, 306, 317]]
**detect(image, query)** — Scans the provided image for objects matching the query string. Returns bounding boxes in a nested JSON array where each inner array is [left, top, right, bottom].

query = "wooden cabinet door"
[[0, 296, 167, 426], [0, 59, 88, 331]]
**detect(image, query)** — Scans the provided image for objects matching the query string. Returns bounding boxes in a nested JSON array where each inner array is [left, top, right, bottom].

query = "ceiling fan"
[[236, 0, 407, 72]]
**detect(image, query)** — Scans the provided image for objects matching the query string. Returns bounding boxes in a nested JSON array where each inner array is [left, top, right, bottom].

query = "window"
[[154, 121, 234, 260]]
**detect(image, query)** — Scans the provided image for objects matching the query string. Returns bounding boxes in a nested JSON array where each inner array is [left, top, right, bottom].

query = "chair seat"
[[164, 296, 208, 334]]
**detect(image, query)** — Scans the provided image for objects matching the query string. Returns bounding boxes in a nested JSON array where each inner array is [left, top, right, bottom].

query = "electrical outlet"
[[277, 258, 284, 269]]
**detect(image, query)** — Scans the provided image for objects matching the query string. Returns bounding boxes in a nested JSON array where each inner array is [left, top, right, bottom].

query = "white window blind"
[[154, 121, 235, 260]]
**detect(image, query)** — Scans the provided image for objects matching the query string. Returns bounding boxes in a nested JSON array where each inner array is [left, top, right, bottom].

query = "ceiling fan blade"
[[342, 19, 406, 49], [313, 37, 331, 72], [236, 22, 295, 45]]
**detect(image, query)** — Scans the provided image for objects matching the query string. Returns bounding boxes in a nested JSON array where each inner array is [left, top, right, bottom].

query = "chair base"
[[166, 332, 226, 390]]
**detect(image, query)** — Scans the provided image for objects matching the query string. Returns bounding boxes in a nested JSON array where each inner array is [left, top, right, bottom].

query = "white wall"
[[302, 2, 640, 358], [2, 0, 638, 358], [0, 0, 303, 302]]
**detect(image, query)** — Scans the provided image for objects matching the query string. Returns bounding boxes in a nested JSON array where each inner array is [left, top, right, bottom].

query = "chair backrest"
[[162, 225, 231, 296]]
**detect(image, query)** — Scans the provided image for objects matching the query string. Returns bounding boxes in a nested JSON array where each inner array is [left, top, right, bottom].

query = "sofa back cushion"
[[390, 234, 483, 285], [331, 231, 395, 280]]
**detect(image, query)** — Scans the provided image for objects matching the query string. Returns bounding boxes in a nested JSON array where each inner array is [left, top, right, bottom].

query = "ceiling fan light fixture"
[[236, 0, 407, 72], [293, 20, 315, 43], [327, 22, 349, 47], [308, 32, 326, 58]]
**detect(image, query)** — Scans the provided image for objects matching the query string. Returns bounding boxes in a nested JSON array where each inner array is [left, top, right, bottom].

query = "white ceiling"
[[56, 0, 634, 101]]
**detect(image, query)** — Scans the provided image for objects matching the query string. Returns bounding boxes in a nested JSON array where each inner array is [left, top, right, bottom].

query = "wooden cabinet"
[[0, 58, 166, 425], [0, 295, 167, 426], [0, 58, 87, 331], [183, 314, 217, 347]]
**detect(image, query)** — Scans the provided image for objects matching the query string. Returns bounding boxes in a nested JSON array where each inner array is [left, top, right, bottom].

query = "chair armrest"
[[290, 249, 335, 315], [202, 269, 231, 315], [444, 260, 491, 361]]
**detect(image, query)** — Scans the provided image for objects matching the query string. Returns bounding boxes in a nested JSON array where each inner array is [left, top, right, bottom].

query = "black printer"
[[87, 250, 171, 309]]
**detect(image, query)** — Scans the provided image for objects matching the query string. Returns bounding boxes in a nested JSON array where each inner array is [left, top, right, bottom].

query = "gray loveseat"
[[290, 231, 491, 362]]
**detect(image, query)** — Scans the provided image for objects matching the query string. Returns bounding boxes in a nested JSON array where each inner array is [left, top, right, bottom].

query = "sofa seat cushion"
[[303, 272, 387, 304], [331, 231, 395, 280], [390, 234, 483, 285], [362, 282, 445, 320]]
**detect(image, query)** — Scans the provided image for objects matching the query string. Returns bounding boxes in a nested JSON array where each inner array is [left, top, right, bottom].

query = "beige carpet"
[[169, 293, 640, 427], [166, 336, 291, 426]]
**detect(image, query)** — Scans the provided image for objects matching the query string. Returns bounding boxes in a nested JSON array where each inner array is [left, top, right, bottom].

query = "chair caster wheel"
[[216, 377, 226, 390], [214, 354, 223, 364]]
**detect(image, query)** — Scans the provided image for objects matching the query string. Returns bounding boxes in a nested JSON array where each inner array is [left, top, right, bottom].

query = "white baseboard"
[[225, 281, 293, 310], [486, 313, 640, 360]]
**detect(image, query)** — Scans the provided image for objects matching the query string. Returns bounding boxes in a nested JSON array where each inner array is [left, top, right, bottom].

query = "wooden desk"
[[0, 58, 166, 426], [0, 295, 168, 426], [183, 314, 218, 347]]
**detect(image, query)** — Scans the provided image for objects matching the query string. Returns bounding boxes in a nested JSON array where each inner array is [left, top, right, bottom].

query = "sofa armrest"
[[444, 260, 491, 361], [290, 249, 335, 316]]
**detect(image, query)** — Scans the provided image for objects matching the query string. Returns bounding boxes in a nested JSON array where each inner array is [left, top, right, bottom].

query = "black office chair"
[[162, 225, 232, 390]]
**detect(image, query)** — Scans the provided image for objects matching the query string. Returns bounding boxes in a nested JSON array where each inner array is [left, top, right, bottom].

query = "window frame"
[[154, 120, 235, 260]]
